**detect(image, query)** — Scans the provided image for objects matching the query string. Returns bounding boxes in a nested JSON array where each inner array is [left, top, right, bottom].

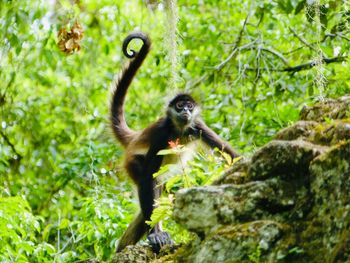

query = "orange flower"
[[168, 138, 180, 149]]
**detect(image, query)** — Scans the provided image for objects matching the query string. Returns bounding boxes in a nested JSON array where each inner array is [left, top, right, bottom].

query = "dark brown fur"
[[111, 32, 240, 253]]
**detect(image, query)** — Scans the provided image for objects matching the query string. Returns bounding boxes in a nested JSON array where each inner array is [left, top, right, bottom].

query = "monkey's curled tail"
[[111, 32, 151, 147]]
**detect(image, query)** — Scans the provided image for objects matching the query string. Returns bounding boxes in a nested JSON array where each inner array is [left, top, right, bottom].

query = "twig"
[[260, 47, 290, 66], [214, 13, 251, 71], [252, 45, 262, 94], [289, 26, 320, 53], [324, 32, 350, 42], [185, 74, 208, 90], [214, 42, 255, 71], [283, 30, 350, 55], [0, 130, 22, 159], [187, 41, 255, 90]]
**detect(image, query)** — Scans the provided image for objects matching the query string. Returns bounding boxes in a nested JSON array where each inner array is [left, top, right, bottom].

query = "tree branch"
[[245, 56, 347, 73], [0, 130, 22, 159], [324, 32, 350, 42]]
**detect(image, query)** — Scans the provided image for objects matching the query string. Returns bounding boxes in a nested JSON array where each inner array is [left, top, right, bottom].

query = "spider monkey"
[[112, 32, 240, 253]]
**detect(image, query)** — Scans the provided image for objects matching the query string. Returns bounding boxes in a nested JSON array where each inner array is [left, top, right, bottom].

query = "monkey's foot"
[[147, 231, 173, 253]]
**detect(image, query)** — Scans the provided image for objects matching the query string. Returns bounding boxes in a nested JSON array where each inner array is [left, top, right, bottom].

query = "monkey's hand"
[[147, 231, 173, 253]]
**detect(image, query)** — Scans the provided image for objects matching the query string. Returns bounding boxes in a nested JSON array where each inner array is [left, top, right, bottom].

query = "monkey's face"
[[167, 94, 200, 130], [174, 100, 195, 122]]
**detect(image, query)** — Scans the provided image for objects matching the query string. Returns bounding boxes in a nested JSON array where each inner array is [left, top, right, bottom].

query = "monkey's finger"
[[155, 235, 162, 247]]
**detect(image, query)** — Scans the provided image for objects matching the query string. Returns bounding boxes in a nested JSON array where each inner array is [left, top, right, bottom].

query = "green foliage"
[[248, 245, 261, 263], [154, 143, 234, 191], [41, 189, 136, 261], [146, 195, 174, 228], [146, 195, 193, 244], [0, 196, 56, 262], [150, 144, 239, 242], [0, 0, 349, 261], [288, 246, 305, 255]]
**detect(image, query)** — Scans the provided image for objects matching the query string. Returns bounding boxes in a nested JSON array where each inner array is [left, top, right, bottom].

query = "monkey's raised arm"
[[111, 32, 151, 147], [194, 120, 240, 158]]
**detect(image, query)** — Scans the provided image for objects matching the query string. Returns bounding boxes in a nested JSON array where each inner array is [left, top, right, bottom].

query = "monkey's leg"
[[144, 181, 173, 252], [116, 155, 149, 252], [121, 153, 173, 253]]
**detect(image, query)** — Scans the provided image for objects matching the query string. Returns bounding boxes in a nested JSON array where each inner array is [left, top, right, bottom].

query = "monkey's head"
[[167, 93, 200, 130]]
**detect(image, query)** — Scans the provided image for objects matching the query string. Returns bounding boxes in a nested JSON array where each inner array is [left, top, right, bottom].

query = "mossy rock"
[[300, 95, 350, 122], [114, 94, 350, 263]]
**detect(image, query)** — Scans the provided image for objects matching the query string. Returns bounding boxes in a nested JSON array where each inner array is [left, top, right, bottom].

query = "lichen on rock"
[[300, 95, 350, 121], [248, 140, 326, 179]]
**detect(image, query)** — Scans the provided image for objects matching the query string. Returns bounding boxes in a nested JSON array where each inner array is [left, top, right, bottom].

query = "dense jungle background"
[[1, 0, 349, 262]]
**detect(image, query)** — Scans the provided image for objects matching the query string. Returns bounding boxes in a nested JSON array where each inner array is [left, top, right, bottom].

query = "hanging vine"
[[164, 0, 179, 90], [307, 0, 327, 97]]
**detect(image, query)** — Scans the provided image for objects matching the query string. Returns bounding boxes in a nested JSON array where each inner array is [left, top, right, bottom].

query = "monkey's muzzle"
[[180, 111, 191, 121]]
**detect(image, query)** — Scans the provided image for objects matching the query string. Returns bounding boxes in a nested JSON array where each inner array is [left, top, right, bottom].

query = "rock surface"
[[114, 95, 350, 262]]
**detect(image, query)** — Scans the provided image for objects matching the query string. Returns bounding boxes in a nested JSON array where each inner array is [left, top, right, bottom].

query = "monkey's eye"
[[176, 101, 184, 110], [187, 103, 194, 110]]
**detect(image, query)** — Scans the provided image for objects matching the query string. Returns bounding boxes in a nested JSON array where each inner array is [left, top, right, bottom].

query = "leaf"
[[157, 145, 187, 155], [157, 149, 176, 155], [277, 0, 293, 14], [59, 218, 70, 229], [294, 0, 306, 15], [319, 4, 328, 28], [165, 174, 182, 192], [308, 85, 314, 96], [153, 164, 171, 178], [42, 224, 53, 242], [65, 39, 74, 49], [146, 196, 173, 227], [221, 151, 233, 166], [306, 5, 315, 23], [232, 156, 243, 165]]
